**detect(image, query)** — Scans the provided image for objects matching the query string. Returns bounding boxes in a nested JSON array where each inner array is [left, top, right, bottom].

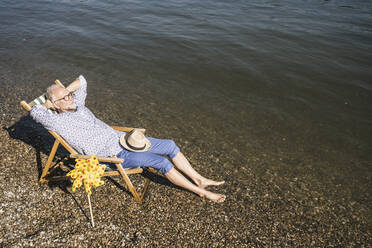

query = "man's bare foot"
[[200, 191, 226, 203], [195, 178, 225, 189]]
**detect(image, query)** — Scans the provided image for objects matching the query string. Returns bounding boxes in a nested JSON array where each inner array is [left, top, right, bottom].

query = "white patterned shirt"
[[30, 75, 124, 157]]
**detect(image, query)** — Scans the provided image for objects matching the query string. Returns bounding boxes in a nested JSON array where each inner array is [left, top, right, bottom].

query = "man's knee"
[[165, 139, 176, 149], [167, 139, 180, 159], [157, 157, 174, 175]]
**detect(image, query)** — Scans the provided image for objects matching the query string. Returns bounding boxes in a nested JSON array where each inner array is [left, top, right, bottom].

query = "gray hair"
[[46, 84, 62, 102]]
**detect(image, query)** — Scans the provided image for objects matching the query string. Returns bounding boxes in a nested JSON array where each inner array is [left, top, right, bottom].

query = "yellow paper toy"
[[67, 155, 106, 227], [67, 155, 106, 195]]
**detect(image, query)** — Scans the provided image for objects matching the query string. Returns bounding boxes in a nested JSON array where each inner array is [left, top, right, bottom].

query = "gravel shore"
[[0, 73, 371, 247]]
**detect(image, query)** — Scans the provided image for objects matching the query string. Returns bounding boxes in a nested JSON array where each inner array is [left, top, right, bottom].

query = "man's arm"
[[30, 104, 59, 131], [66, 77, 81, 92], [71, 75, 88, 107]]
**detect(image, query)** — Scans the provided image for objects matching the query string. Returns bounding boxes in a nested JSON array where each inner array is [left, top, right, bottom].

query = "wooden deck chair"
[[20, 79, 155, 203]]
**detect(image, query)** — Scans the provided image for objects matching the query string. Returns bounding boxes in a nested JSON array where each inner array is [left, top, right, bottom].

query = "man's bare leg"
[[165, 167, 226, 203], [171, 152, 225, 189]]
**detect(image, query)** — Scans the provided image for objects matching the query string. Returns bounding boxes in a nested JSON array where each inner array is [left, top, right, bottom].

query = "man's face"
[[52, 87, 76, 112]]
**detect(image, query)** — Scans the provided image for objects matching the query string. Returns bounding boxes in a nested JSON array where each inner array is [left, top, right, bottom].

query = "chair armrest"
[[111, 126, 146, 134], [70, 154, 124, 164], [20, 101, 31, 111]]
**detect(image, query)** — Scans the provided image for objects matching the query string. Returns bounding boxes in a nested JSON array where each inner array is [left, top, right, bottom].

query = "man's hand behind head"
[[43, 99, 54, 110]]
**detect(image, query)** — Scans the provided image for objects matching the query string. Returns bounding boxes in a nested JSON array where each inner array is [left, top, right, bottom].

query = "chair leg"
[[48, 157, 68, 175], [140, 177, 151, 201], [139, 168, 156, 201], [40, 140, 60, 183], [115, 163, 142, 203]]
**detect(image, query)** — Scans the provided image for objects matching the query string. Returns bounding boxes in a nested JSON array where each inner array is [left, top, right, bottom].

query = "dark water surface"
[[1, 0, 372, 216]]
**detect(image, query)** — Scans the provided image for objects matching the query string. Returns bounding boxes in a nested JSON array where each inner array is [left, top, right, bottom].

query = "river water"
[[1, 0, 372, 201]]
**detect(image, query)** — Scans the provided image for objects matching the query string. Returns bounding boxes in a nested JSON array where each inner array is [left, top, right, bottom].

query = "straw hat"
[[120, 129, 152, 152]]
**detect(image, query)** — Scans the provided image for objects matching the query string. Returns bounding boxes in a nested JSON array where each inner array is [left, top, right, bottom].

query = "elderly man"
[[30, 75, 226, 203]]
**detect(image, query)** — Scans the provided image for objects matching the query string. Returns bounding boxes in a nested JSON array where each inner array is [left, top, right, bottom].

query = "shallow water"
[[1, 0, 372, 205]]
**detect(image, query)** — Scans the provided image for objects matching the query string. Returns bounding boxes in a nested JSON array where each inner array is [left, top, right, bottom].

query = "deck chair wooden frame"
[[20, 79, 155, 203]]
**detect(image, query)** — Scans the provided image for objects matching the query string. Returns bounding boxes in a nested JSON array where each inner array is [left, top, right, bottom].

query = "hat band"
[[125, 134, 147, 151]]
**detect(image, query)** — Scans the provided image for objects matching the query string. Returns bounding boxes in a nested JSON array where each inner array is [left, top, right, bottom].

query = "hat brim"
[[120, 132, 152, 152]]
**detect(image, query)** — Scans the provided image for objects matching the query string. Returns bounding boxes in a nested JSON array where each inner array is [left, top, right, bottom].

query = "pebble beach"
[[0, 69, 371, 247]]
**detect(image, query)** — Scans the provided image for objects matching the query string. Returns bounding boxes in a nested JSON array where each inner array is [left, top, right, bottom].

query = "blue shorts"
[[116, 137, 180, 175]]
